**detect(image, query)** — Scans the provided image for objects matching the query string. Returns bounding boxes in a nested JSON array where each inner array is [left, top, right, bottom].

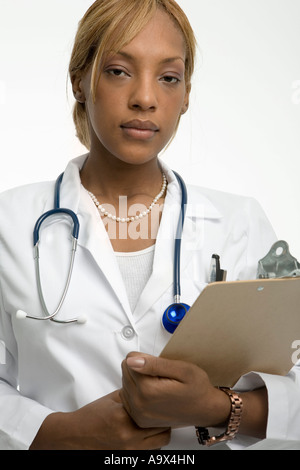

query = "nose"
[[128, 76, 158, 111]]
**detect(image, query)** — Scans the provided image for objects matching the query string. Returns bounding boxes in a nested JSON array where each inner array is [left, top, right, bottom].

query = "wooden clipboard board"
[[160, 278, 300, 387]]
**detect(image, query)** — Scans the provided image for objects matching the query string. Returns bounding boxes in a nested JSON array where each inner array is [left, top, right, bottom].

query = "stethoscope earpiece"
[[76, 315, 87, 325], [16, 310, 28, 320], [162, 302, 190, 334]]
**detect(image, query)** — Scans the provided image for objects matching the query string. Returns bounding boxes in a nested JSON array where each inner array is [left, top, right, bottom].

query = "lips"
[[121, 119, 159, 131], [120, 120, 159, 140]]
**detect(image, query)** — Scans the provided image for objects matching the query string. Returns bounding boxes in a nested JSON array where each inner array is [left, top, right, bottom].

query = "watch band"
[[195, 387, 243, 447]]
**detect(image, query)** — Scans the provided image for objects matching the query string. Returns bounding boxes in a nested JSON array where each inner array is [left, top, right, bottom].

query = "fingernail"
[[127, 357, 145, 369]]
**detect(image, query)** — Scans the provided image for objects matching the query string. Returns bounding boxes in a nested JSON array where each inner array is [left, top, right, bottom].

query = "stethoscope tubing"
[[33, 208, 80, 246], [31, 237, 78, 322], [19, 170, 188, 330], [23, 173, 81, 323], [172, 171, 188, 301]]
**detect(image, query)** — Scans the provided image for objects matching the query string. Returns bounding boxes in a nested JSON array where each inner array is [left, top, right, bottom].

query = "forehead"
[[116, 9, 186, 62]]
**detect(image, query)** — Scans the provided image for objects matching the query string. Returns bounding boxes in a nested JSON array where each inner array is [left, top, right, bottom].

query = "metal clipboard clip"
[[257, 240, 300, 279]]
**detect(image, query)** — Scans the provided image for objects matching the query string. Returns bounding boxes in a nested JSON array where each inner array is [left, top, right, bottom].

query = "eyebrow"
[[113, 51, 185, 65]]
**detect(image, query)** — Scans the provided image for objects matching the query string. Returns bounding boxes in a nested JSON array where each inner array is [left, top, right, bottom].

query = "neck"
[[80, 150, 163, 202]]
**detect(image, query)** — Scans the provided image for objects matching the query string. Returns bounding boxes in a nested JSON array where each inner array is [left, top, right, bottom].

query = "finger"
[[121, 356, 140, 388], [143, 428, 171, 449], [119, 387, 132, 415], [120, 388, 170, 436], [111, 389, 122, 404], [142, 426, 171, 438], [120, 368, 144, 417], [124, 352, 153, 378], [126, 354, 191, 381]]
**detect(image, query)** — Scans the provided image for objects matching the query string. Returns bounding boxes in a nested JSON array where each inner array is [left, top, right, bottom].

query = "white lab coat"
[[0, 155, 299, 450]]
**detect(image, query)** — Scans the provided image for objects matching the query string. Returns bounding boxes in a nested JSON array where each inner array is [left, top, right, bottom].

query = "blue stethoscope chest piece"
[[162, 302, 190, 334]]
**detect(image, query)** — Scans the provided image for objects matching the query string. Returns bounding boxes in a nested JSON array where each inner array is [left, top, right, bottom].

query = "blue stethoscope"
[[16, 171, 190, 333]]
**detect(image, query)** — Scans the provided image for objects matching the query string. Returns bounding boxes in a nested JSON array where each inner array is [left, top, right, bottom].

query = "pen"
[[209, 254, 227, 282]]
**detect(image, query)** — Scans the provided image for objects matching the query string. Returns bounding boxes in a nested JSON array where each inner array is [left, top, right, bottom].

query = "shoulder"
[[186, 183, 265, 219], [0, 181, 54, 204], [0, 181, 57, 258], [0, 181, 54, 217]]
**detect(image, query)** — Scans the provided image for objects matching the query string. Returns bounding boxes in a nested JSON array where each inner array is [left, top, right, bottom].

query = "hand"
[[30, 390, 170, 450], [120, 352, 231, 429]]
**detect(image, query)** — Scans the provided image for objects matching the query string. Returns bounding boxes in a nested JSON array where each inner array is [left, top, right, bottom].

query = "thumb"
[[126, 353, 185, 380]]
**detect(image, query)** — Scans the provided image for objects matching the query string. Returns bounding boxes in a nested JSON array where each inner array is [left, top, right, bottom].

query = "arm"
[[30, 390, 170, 450], [0, 280, 53, 450], [120, 353, 267, 440]]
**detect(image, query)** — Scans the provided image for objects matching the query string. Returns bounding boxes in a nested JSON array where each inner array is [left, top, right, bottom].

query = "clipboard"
[[160, 277, 300, 387]]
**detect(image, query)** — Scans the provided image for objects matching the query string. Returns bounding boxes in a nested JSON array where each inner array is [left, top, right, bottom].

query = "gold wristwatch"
[[195, 387, 243, 446]]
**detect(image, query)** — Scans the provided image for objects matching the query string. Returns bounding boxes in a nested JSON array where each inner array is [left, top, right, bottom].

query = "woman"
[[0, 0, 299, 450]]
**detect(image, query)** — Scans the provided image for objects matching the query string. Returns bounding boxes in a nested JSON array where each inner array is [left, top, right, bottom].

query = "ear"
[[181, 102, 189, 115], [181, 84, 191, 115], [71, 75, 86, 104]]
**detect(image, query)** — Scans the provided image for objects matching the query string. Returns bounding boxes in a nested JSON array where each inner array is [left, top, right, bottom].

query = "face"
[[74, 8, 190, 166]]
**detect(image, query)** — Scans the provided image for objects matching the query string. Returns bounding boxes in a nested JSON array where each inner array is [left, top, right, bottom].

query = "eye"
[[161, 76, 180, 84], [106, 68, 128, 78]]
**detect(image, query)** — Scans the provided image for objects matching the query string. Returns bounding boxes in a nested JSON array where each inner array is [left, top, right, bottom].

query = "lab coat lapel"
[[133, 193, 175, 318], [78, 202, 133, 319], [58, 156, 133, 321], [133, 168, 222, 320], [131, 164, 181, 318]]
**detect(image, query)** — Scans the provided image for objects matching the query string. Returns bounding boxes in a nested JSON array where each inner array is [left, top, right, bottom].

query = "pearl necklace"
[[86, 173, 167, 223]]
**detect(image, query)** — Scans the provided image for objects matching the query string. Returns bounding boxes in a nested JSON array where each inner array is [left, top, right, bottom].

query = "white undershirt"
[[115, 245, 155, 312]]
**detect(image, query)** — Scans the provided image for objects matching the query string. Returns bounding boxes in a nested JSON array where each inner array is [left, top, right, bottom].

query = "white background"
[[0, 0, 299, 259]]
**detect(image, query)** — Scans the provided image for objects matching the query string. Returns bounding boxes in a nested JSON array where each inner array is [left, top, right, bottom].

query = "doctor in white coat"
[[0, 0, 300, 450]]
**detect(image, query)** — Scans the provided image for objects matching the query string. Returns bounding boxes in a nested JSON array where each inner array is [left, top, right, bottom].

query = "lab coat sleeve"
[[233, 364, 300, 443], [0, 280, 53, 450]]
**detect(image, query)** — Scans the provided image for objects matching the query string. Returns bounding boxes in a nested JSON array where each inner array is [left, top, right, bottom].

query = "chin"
[[111, 147, 161, 167]]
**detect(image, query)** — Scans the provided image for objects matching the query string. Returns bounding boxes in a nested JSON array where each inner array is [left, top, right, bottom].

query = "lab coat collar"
[[55, 155, 222, 324], [159, 160, 222, 221]]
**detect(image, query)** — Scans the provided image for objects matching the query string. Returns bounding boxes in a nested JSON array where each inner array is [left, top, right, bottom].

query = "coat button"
[[121, 325, 135, 340]]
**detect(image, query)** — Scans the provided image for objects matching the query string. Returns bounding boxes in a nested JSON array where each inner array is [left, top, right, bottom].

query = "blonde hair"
[[69, 0, 196, 149]]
